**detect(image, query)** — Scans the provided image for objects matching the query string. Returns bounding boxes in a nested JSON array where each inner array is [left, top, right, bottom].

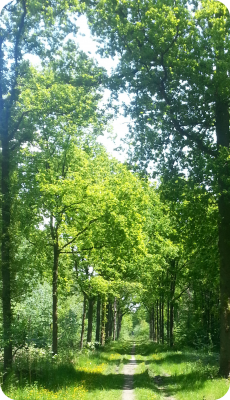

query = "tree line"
[[0, 0, 229, 379]]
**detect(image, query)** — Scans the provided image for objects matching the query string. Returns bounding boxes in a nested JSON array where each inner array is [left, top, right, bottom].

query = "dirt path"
[[122, 344, 137, 400]]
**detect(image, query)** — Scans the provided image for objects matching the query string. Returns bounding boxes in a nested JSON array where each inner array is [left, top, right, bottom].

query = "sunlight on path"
[[122, 344, 137, 400]]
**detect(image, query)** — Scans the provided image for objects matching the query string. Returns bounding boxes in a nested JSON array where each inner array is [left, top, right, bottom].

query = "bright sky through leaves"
[[74, 15, 130, 162]]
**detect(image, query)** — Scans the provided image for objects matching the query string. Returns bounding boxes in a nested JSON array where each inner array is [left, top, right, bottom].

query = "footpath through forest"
[[122, 343, 176, 400], [3, 341, 230, 400], [122, 344, 137, 400]]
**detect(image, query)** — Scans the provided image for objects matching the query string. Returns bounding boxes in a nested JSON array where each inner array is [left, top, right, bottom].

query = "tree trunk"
[[167, 299, 170, 344], [87, 297, 94, 342], [156, 300, 159, 343], [109, 302, 113, 338], [149, 308, 153, 340], [152, 306, 155, 341], [169, 261, 176, 347], [80, 294, 87, 349], [161, 297, 164, 344], [1, 130, 12, 371], [105, 302, 109, 340], [117, 310, 122, 340], [101, 300, 106, 345], [95, 296, 101, 343], [106, 301, 113, 339], [216, 96, 230, 377], [170, 301, 174, 347], [113, 297, 117, 341], [159, 299, 162, 343], [52, 242, 59, 355]]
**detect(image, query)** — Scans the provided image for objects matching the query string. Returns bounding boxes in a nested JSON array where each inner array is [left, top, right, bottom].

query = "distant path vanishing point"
[[122, 344, 137, 400]]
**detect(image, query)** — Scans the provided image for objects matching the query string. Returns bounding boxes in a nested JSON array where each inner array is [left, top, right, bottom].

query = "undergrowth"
[[133, 341, 230, 400], [1, 340, 229, 400]]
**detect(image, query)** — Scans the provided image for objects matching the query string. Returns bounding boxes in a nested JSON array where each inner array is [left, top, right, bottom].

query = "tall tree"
[[85, 0, 230, 376], [0, 0, 96, 370]]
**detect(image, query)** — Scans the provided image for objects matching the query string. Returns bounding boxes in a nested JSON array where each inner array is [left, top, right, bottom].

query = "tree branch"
[[59, 218, 98, 251], [9, 110, 32, 141]]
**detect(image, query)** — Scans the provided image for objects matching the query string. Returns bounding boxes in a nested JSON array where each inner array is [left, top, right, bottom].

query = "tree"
[[85, 0, 230, 376], [0, 0, 106, 370]]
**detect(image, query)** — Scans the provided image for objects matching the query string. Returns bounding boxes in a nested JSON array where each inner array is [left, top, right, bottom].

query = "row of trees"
[[84, 0, 230, 376], [0, 0, 166, 365], [0, 0, 229, 380]]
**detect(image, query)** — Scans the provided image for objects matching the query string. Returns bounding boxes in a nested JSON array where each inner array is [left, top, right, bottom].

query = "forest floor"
[[2, 340, 230, 400]]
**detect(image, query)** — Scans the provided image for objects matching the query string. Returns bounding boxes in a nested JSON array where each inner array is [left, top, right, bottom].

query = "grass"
[[133, 341, 230, 400], [1, 340, 229, 400], [2, 341, 133, 400]]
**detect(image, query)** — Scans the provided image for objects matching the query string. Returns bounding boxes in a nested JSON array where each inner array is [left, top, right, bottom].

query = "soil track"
[[122, 344, 137, 400]]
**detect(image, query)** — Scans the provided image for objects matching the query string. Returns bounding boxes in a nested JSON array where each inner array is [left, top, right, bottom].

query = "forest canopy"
[[0, 0, 230, 392]]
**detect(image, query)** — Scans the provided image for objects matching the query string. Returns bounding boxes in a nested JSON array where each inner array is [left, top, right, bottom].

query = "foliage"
[[134, 341, 229, 400], [3, 341, 229, 400]]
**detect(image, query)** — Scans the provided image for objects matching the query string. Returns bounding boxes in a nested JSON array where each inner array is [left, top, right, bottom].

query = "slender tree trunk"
[[109, 302, 113, 338], [1, 129, 12, 371], [167, 299, 170, 344], [87, 298, 94, 342], [169, 261, 176, 348], [117, 310, 122, 340], [152, 306, 155, 341], [113, 297, 117, 341], [170, 301, 174, 347], [149, 308, 153, 340], [95, 296, 101, 343], [149, 306, 155, 340], [159, 299, 162, 343], [105, 303, 109, 340], [156, 300, 159, 343], [162, 297, 164, 344], [52, 242, 59, 355], [80, 294, 87, 349], [216, 96, 230, 377], [106, 301, 113, 339], [101, 300, 106, 345]]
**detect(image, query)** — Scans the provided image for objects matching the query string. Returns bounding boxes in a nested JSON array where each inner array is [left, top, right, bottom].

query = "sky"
[[74, 15, 130, 162]]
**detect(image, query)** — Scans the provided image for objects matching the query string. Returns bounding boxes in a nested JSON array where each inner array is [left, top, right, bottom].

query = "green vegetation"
[[3, 341, 229, 400], [134, 342, 229, 400], [0, 0, 230, 397]]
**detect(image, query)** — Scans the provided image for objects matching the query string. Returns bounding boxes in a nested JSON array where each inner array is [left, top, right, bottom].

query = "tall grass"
[[2, 340, 229, 400], [133, 341, 229, 400], [2, 342, 131, 400]]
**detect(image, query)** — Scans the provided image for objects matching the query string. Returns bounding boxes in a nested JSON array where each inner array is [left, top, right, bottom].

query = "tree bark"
[[161, 297, 164, 344], [149, 308, 153, 340], [52, 242, 59, 355], [0, 0, 27, 374], [101, 300, 106, 345], [80, 294, 87, 349], [159, 299, 162, 343], [87, 297, 94, 342], [105, 302, 109, 340], [1, 129, 12, 371], [113, 297, 117, 341], [170, 301, 174, 347], [156, 300, 159, 343], [109, 302, 113, 338], [95, 296, 101, 343], [152, 306, 155, 341], [167, 299, 170, 344], [216, 96, 230, 377], [117, 309, 122, 340], [169, 260, 176, 347]]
